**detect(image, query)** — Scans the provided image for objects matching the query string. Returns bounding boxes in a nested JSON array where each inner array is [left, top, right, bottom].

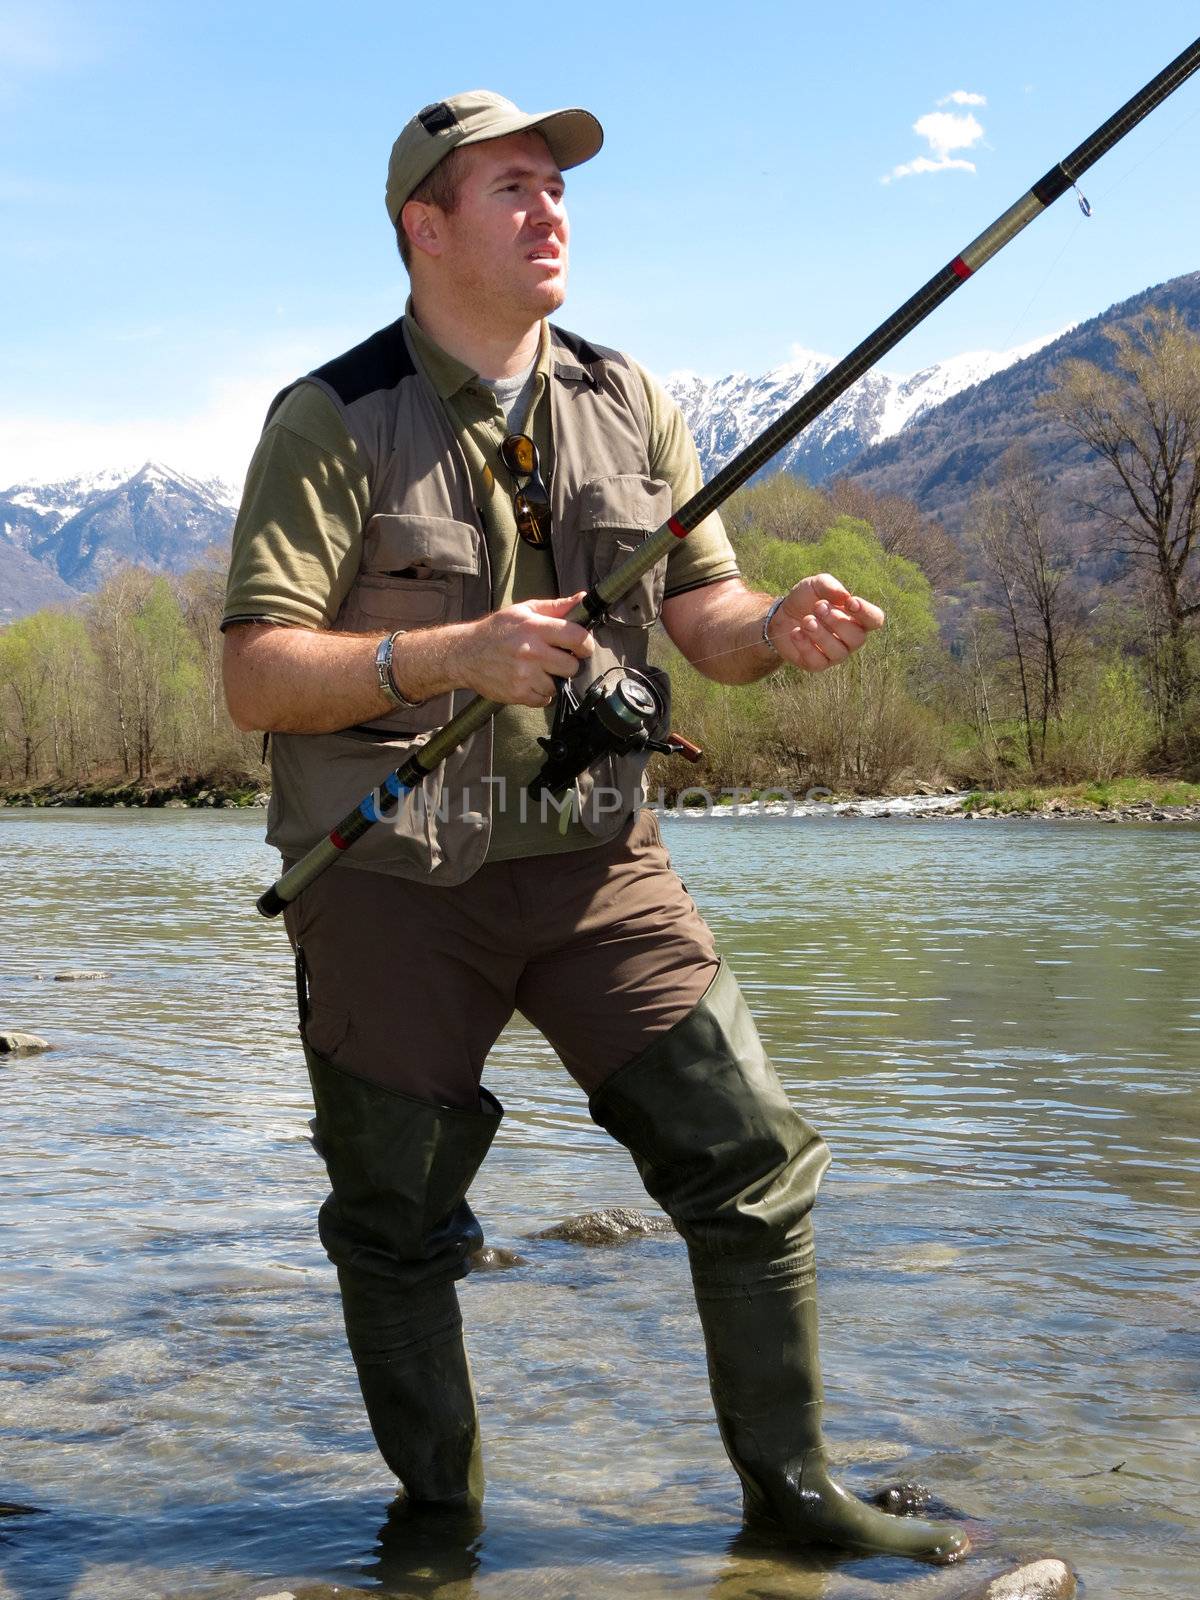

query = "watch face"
[[376, 631, 417, 708]]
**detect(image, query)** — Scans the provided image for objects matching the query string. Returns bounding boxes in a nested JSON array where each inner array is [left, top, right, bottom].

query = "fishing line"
[[1089, 100, 1200, 204]]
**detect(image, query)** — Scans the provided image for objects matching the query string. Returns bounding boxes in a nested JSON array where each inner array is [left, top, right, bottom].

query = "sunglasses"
[[499, 433, 552, 548]]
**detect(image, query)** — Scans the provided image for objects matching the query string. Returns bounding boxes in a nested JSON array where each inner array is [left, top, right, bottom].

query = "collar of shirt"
[[403, 297, 551, 409]]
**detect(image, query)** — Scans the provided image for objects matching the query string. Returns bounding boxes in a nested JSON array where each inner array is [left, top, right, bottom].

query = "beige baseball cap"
[[385, 89, 604, 224]]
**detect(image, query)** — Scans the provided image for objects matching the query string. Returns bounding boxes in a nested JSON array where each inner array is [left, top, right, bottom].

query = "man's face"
[[425, 129, 569, 322]]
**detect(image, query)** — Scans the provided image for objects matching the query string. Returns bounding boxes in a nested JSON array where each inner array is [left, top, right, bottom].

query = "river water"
[[0, 808, 1197, 1600]]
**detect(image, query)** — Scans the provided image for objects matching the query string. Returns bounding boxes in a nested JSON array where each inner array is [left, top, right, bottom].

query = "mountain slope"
[[0, 462, 237, 608], [0, 544, 81, 624], [666, 333, 1063, 486], [4, 272, 1198, 626], [839, 272, 1200, 530], [666, 272, 1200, 538]]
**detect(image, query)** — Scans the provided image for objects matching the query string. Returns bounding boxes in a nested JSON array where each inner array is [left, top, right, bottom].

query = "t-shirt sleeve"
[[221, 383, 372, 632], [634, 361, 741, 597]]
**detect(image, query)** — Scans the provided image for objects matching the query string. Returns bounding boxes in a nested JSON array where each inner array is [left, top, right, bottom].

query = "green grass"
[[963, 778, 1200, 814]]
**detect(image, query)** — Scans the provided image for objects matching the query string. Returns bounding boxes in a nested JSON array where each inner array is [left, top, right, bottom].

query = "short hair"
[[396, 146, 469, 271]]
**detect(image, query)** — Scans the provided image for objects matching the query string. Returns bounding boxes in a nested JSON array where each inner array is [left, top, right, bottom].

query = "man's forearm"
[[222, 597, 597, 734], [221, 621, 476, 735], [663, 573, 885, 682], [662, 581, 781, 685]]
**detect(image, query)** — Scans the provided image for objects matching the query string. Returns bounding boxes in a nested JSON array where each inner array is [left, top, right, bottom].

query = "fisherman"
[[221, 91, 968, 1563]]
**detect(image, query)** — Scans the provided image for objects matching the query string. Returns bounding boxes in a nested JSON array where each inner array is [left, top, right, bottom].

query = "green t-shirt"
[[224, 309, 739, 861]]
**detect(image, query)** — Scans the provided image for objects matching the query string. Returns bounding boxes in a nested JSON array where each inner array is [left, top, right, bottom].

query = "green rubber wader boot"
[[590, 962, 969, 1565], [306, 1044, 502, 1507]]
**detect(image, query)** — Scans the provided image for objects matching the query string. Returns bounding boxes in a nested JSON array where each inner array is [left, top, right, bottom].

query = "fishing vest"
[[264, 318, 673, 884]]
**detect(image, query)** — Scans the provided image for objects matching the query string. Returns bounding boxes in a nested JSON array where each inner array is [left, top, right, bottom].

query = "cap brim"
[[460, 106, 604, 173]]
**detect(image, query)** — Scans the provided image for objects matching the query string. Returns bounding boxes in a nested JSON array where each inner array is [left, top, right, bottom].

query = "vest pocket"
[[336, 515, 483, 736], [340, 513, 481, 632], [575, 476, 671, 628]]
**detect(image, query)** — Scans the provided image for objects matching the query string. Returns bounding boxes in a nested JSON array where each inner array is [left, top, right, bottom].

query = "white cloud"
[[913, 110, 984, 161], [939, 90, 987, 107], [882, 107, 985, 184], [887, 154, 979, 181]]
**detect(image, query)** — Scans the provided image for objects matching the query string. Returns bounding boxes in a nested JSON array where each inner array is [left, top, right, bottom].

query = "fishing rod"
[[257, 32, 1200, 919]]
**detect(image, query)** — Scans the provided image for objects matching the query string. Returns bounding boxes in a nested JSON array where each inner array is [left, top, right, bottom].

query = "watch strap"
[[761, 596, 788, 653], [375, 631, 423, 708]]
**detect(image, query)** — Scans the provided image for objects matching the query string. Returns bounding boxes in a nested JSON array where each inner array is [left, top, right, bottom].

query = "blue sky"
[[2, 0, 1197, 487]]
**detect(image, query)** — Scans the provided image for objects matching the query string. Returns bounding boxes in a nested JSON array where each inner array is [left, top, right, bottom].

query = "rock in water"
[[532, 1207, 676, 1245], [972, 1559, 1077, 1600], [870, 1482, 931, 1515], [0, 1031, 51, 1055], [468, 1244, 529, 1271]]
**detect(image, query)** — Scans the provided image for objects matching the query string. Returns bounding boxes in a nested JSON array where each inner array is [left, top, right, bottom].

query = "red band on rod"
[[668, 515, 689, 539], [950, 256, 973, 281], [329, 830, 350, 852]]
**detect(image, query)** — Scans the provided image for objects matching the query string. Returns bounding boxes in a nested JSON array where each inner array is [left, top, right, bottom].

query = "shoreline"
[[658, 790, 1200, 824], [0, 778, 269, 811], [3, 778, 1199, 825]]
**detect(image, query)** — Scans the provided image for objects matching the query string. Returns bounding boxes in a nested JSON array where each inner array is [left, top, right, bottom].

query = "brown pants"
[[283, 810, 720, 1109]]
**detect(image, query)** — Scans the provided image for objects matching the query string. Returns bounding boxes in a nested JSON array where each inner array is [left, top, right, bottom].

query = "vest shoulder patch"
[[310, 319, 417, 408], [550, 324, 628, 373]]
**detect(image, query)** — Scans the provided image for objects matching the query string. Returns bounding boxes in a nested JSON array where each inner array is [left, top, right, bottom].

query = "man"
[[222, 91, 968, 1564]]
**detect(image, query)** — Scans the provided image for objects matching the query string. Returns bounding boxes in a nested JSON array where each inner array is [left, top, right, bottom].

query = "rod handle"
[[257, 885, 287, 919]]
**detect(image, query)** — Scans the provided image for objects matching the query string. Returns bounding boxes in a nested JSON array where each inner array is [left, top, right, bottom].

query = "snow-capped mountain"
[[1, 464, 238, 588], [4, 271, 1197, 625], [0, 461, 238, 612], [666, 331, 1064, 484]]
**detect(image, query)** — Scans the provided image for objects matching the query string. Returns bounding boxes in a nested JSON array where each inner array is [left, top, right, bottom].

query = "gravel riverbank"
[[4, 783, 1198, 823]]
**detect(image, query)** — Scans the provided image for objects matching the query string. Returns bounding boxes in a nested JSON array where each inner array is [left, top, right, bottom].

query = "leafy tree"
[[723, 474, 835, 547], [0, 618, 52, 782], [742, 517, 940, 790], [88, 569, 201, 780]]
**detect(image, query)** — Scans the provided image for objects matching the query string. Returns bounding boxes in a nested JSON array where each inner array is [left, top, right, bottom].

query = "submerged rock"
[[468, 1244, 529, 1271], [870, 1481, 931, 1515], [0, 1031, 50, 1055], [532, 1207, 676, 1245], [968, 1558, 1076, 1600]]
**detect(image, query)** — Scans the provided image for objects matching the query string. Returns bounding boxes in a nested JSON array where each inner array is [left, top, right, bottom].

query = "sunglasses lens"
[[515, 495, 550, 547], [501, 434, 537, 476]]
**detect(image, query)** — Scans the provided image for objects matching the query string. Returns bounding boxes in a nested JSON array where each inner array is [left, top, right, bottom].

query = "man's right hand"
[[455, 592, 594, 707], [222, 594, 596, 735]]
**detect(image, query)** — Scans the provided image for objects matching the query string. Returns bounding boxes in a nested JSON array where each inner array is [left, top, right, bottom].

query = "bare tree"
[[1040, 310, 1200, 733], [88, 568, 149, 776], [828, 477, 962, 591], [970, 452, 1082, 771], [177, 554, 229, 754]]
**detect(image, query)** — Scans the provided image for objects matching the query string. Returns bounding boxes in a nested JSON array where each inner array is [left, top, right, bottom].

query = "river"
[[0, 808, 1197, 1600]]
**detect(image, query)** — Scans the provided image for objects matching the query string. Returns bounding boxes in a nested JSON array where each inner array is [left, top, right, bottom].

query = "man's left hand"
[[768, 573, 886, 672]]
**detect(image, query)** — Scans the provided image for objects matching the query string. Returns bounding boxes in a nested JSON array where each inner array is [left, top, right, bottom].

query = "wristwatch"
[[375, 630, 423, 708]]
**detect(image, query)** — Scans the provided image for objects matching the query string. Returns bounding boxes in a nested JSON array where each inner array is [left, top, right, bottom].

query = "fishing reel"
[[529, 667, 702, 801]]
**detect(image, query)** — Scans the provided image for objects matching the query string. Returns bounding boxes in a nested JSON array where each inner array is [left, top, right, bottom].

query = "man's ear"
[[401, 199, 443, 261]]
